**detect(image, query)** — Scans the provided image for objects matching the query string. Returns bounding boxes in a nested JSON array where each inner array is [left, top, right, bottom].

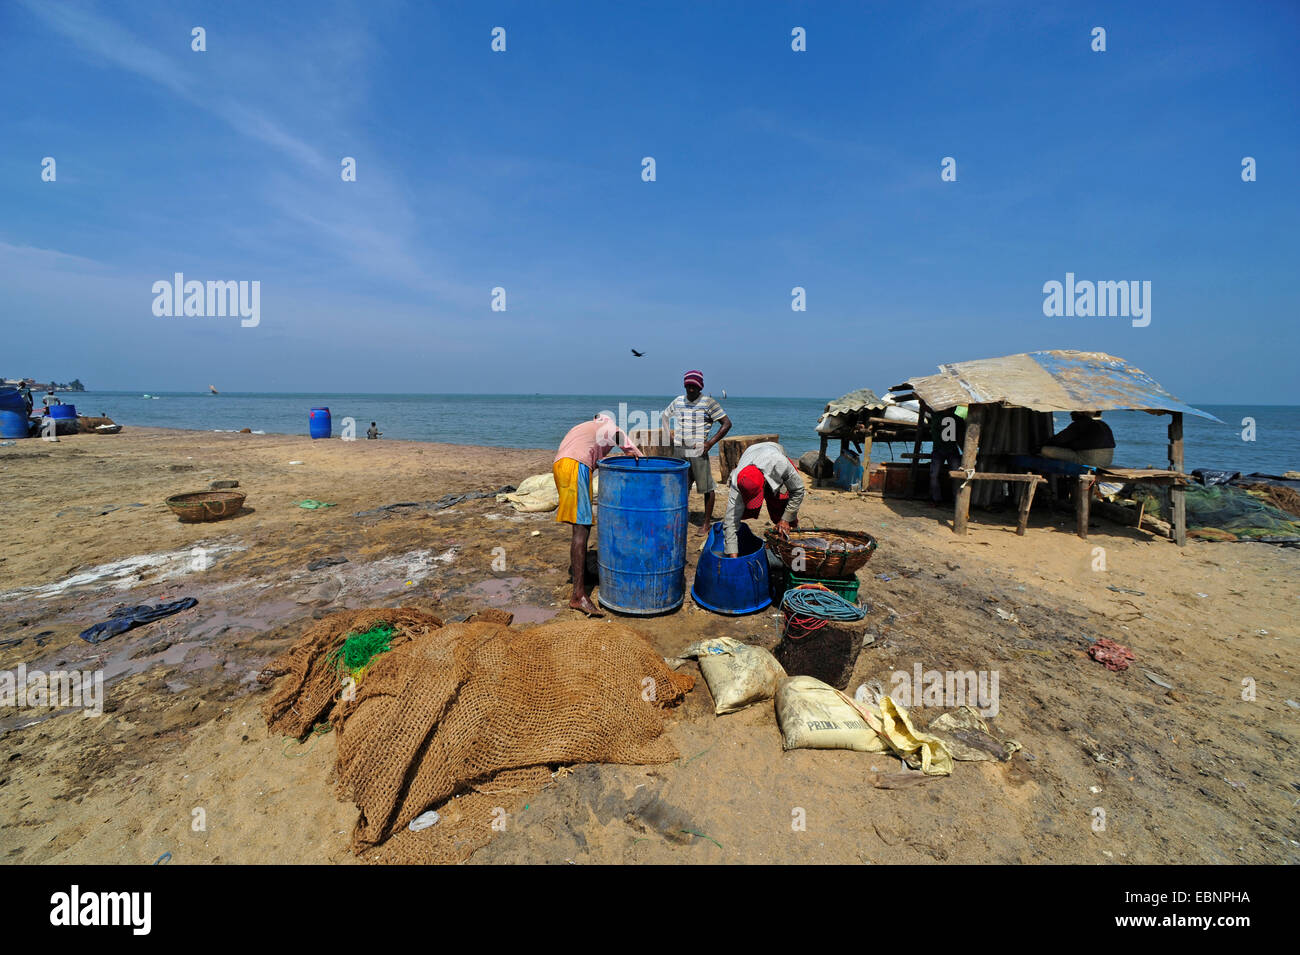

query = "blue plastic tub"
[[44, 403, 78, 435], [309, 407, 331, 439], [692, 521, 772, 614], [0, 389, 30, 438], [596, 455, 690, 615]]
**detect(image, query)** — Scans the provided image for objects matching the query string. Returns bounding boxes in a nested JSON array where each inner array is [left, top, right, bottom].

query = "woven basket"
[[166, 490, 246, 523], [764, 527, 877, 579]]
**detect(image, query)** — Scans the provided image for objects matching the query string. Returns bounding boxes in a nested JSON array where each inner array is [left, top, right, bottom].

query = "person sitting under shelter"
[[721, 441, 804, 557], [1039, 411, 1115, 467]]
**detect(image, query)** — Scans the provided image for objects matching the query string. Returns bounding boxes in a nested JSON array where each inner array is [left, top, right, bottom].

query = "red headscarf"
[[736, 465, 765, 516]]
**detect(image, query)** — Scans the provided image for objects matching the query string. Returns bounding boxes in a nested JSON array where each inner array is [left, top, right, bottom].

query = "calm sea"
[[54, 392, 1300, 477]]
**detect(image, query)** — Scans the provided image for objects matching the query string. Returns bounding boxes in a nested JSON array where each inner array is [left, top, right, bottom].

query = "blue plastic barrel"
[[309, 407, 331, 439], [692, 521, 772, 614], [832, 450, 863, 490], [48, 403, 76, 419], [0, 388, 30, 438], [596, 455, 690, 615]]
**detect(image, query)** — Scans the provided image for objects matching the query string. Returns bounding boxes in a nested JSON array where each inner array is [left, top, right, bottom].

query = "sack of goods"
[[775, 676, 954, 775], [677, 636, 786, 715], [776, 676, 884, 752]]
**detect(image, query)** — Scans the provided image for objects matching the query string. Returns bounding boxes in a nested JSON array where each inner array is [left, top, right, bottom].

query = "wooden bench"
[[948, 471, 1047, 536]]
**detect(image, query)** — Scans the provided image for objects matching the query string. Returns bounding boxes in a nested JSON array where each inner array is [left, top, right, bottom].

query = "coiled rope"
[[781, 584, 866, 640]]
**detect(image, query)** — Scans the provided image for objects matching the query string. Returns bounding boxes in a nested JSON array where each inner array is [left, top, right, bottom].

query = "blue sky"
[[2, 0, 1297, 400]]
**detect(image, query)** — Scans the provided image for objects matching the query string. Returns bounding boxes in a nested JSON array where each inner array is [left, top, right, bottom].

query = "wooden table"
[[1095, 467, 1189, 544]]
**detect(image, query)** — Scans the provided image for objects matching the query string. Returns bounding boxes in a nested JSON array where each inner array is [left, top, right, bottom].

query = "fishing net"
[[262, 609, 694, 863], [1238, 483, 1300, 520], [330, 623, 396, 678], [1133, 484, 1300, 543], [260, 607, 442, 740]]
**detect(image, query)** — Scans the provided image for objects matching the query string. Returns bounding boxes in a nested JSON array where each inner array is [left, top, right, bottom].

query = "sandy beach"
[[1, 427, 1296, 865]]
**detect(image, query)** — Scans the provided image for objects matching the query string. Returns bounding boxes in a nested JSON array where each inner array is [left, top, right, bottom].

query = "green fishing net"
[[329, 623, 397, 675], [1133, 484, 1300, 543]]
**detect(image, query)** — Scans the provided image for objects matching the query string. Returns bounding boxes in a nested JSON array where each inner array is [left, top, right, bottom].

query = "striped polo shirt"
[[663, 394, 727, 449]]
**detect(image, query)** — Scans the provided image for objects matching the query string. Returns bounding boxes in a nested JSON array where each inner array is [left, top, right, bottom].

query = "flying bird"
[[631, 349, 645, 357]]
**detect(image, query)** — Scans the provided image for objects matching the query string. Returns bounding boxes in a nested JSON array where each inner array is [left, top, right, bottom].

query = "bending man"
[[554, 414, 642, 616], [721, 441, 804, 557]]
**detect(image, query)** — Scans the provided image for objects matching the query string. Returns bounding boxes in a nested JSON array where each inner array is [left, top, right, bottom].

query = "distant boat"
[[209, 385, 219, 395], [721, 389, 727, 399]]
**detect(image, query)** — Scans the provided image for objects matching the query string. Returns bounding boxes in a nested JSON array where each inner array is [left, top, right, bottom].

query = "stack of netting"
[[261, 607, 694, 863], [1132, 483, 1300, 544]]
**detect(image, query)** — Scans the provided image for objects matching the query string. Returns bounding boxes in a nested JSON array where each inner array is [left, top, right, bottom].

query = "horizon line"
[[32, 390, 1278, 407]]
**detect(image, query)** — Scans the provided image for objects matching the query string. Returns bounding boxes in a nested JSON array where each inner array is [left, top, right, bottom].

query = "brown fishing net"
[[259, 607, 443, 740], [261, 609, 693, 864], [1242, 483, 1300, 520]]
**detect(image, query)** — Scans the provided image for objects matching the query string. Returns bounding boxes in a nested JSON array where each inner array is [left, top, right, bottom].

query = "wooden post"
[[859, 430, 874, 494], [906, 400, 928, 499], [1017, 478, 1038, 535], [1168, 412, 1186, 546], [719, 433, 779, 482], [1076, 474, 1093, 539], [953, 405, 983, 535]]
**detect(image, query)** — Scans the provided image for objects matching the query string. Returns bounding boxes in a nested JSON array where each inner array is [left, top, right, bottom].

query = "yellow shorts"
[[553, 458, 594, 525]]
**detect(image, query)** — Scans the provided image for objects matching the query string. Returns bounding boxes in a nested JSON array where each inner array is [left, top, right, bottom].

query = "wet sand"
[[1, 427, 1297, 864]]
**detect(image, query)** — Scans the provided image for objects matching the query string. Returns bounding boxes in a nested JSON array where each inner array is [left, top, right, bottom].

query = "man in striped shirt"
[[661, 370, 731, 535]]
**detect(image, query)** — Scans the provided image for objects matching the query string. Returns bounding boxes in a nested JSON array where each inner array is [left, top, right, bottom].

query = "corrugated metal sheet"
[[900, 351, 1220, 421], [824, 388, 885, 416]]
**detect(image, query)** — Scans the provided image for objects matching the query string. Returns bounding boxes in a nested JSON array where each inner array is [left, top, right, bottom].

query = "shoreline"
[[79, 423, 557, 455], [42, 394, 1296, 477]]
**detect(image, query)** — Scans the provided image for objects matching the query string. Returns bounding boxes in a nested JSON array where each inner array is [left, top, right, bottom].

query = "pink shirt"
[[555, 416, 639, 468]]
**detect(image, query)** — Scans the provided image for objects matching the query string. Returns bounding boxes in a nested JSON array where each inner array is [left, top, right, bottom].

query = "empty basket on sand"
[[165, 490, 246, 522]]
